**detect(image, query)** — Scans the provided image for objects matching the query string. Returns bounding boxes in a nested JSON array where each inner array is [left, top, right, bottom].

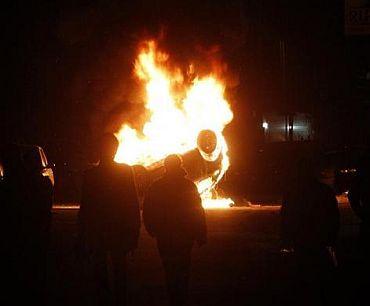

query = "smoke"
[[55, 1, 245, 148]]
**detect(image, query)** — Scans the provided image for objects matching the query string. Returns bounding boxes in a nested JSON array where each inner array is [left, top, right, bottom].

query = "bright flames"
[[115, 41, 234, 208]]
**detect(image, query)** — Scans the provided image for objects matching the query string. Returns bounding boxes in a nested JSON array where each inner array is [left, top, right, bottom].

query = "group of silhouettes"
[[78, 133, 206, 306], [2, 133, 370, 306]]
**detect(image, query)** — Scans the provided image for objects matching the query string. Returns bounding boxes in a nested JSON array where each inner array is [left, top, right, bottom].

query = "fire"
[[114, 41, 234, 208]]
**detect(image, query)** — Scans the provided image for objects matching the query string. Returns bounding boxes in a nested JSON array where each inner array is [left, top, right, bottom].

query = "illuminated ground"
[[47, 198, 365, 306]]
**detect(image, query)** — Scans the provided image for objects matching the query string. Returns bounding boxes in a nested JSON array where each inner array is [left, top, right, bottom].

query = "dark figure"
[[281, 158, 340, 305], [1, 147, 25, 305], [1, 146, 53, 305], [20, 149, 53, 305], [78, 133, 140, 306], [143, 154, 207, 306], [348, 157, 370, 253], [347, 157, 370, 305]]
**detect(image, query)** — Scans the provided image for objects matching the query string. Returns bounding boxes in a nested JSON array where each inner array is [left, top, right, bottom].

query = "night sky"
[[3, 0, 370, 168]]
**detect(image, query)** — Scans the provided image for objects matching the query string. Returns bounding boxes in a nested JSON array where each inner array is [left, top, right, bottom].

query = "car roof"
[[0, 143, 48, 171]]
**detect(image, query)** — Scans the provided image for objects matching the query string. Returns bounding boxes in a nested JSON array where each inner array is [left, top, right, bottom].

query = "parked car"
[[0, 144, 54, 186], [321, 146, 369, 194]]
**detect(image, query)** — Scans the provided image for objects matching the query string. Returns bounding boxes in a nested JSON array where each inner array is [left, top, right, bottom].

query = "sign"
[[345, 0, 370, 35]]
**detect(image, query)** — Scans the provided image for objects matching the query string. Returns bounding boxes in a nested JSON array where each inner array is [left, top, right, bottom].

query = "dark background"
[[3, 0, 370, 200]]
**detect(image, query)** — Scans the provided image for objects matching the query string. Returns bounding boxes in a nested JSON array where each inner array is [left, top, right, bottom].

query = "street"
[[5, 1, 370, 305], [46, 198, 364, 306]]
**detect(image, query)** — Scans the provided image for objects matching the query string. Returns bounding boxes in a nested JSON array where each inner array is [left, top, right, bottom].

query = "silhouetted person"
[[143, 154, 207, 306], [1, 145, 53, 305], [347, 156, 370, 305], [348, 157, 370, 254], [20, 149, 53, 305], [1, 145, 25, 305], [78, 133, 140, 306], [281, 158, 340, 305]]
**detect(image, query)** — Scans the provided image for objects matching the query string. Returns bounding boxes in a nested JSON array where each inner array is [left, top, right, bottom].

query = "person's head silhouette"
[[164, 154, 185, 175], [23, 148, 43, 173], [99, 133, 119, 165], [357, 155, 370, 178], [295, 156, 322, 183]]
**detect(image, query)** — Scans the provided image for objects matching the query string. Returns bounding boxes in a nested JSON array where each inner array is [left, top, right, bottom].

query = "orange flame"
[[114, 41, 234, 208]]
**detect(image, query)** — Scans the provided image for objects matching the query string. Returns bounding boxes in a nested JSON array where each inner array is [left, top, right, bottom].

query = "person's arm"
[[327, 189, 340, 247], [77, 173, 89, 256], [40, 177, 53, 233], [280, 192, 295, 248], [191, 183, 207, 246], [142, 185, 157, 237], [126, 167, 141, 250], [348, 179, 365, 220], [78, 181, 86, 238]]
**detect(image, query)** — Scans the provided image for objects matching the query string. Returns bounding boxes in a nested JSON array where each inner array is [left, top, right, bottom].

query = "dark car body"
[[321, 147, 369, 194], [0, 144, 54, 186]]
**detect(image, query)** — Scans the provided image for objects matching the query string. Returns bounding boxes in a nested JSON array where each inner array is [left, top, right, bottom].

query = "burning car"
[[113, 41, 234, 208]]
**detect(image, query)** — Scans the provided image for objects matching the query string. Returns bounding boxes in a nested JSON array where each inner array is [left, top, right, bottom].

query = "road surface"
[[47, 198, 364, 306]]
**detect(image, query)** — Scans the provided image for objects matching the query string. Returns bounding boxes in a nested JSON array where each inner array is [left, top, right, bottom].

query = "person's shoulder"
[[114, 163, 134, 174], [318, 181, 332, 191], [150, 177, 165, 189], [83, 165, 98, 178], [316, 181, 336, 197], [84, 163, 99, 173], [33, 173, 52, 189], [115, 162, 132, 170], [183, 177, 198, 190], [40, 174, 53, 186]]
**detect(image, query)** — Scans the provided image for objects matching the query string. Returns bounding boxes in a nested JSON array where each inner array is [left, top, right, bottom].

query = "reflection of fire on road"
[[114, 41, 234, 208]]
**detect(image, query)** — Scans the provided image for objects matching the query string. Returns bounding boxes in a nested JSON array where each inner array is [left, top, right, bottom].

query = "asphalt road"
[[47, 199, 366, 306]]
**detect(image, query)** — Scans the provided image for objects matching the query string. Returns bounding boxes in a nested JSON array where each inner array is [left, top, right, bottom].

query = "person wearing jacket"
[[281, 157, 340, 305], [78, 133, 140, 306], [348, 157, 370, 252], [143, 154, 207, 306]]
